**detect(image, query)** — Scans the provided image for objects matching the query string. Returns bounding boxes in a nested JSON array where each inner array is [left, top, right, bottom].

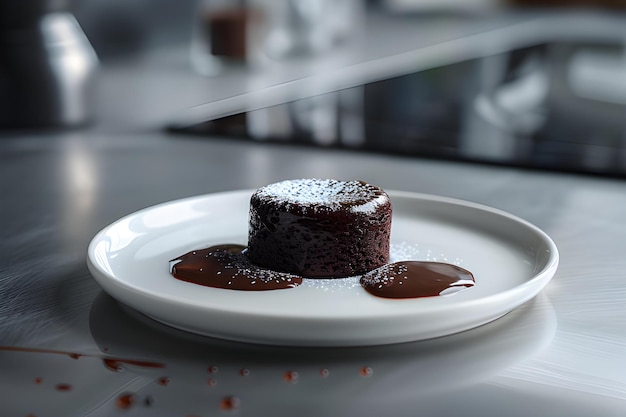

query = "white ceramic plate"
[[87, 190, 558, 347]]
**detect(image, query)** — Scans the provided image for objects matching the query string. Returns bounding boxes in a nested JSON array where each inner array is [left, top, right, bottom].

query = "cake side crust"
[[247, 179, 392, 277]]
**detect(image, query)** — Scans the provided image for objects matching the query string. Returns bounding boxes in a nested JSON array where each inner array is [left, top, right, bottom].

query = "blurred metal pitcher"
[[0, 0, 98, 128]]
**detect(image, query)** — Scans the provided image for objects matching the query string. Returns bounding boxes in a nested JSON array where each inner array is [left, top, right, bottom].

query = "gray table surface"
[[2, 12, 626, 416], [1, 127, 625, 416]]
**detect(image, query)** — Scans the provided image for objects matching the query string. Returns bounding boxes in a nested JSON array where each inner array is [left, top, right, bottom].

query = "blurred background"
[[1, 0, 626, 176], [4, 3, 626, 417]]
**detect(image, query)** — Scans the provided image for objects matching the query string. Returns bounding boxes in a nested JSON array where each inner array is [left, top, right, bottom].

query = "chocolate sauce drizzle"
[[170, 244, 475, 299], [360, 261, 475, 298], [169, 245, 302, 290]]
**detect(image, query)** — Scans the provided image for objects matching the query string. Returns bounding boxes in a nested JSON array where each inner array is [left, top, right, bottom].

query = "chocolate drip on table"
[[170, 245, 475, 299]]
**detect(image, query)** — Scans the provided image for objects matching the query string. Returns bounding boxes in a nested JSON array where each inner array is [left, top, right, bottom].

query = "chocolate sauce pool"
[[170, 244, 474, 298], [360, 261, 475, 298], [170, 245, 302, 290]]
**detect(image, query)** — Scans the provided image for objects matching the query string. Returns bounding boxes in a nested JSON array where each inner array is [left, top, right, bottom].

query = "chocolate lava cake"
[[246, 179, 392, 277]]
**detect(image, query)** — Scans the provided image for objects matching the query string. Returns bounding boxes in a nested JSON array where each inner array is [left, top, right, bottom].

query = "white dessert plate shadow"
[[87, 190, 558, 347]]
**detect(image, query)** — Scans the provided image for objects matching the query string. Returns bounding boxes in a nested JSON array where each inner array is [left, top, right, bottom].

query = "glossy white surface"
[[87, 190, 558, 346]]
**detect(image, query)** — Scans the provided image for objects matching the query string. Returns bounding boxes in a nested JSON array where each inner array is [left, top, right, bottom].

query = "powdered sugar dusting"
[[301, 275, 361, 293], [350, 198, 388, 214], [359, 263, 408, 289], [254, 179, 388, 214], [301, 242, 423, 293]]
